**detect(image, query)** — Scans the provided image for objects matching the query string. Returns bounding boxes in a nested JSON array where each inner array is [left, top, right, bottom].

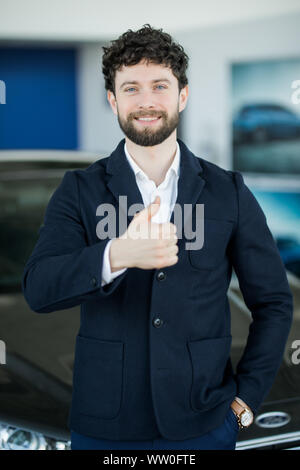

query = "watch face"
[[241, 410, 253, 427]]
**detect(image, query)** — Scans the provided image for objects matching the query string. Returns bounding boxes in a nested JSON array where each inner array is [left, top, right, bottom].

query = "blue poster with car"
[[232, 58, 300, 174]]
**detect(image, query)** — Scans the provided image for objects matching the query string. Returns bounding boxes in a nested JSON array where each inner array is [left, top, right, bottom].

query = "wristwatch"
[[230, 396, 254, 430]]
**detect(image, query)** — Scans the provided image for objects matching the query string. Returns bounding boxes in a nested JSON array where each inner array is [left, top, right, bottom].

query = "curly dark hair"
[[102, 24, 189, 95]]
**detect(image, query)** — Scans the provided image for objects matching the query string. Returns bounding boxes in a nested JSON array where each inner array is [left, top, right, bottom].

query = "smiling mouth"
[[134, 116, 162, 124]]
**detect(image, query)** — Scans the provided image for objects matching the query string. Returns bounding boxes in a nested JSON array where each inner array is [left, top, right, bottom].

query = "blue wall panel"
[[0, 47, 78, 149]]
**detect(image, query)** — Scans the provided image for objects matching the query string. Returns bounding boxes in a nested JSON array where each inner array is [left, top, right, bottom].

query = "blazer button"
[[90, 277, 98, 287], [157, 271, 166, 281], [153, 317, 163, 328]]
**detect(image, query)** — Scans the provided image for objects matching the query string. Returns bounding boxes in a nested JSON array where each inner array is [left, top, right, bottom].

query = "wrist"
[[109, 238, 132, 271], [230, 397, 254, 429], [231, 400, 245, 416], [232, 396, 252, 413]]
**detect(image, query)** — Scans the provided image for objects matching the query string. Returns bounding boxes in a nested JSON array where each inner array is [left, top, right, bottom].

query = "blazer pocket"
[[188, 218, 233, 270], [72, 334, 124, 420], [187, 335, 236, 412]]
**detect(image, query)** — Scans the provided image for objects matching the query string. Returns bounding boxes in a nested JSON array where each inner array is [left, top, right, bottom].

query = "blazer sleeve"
[[22, 170, 127, 313], [228, 171, 294, 415]]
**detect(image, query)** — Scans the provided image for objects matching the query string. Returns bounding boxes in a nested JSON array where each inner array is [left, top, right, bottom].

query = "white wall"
[[1, 0, 300, 41], [77, 43, 123, 154]]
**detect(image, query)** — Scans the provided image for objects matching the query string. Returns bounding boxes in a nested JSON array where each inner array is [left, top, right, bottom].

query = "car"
[[233, 103, 300, 144], [0, 152, 95, 450], [276, 237, 300, 279], [0, 153, 299, 450]]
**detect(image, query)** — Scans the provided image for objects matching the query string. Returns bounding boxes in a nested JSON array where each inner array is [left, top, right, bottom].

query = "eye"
[[155, 84, 167, 90], [125, 87, 137, 92]]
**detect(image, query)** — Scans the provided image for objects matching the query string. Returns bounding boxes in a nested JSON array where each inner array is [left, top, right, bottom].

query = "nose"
[[137, 89, 157, 109]]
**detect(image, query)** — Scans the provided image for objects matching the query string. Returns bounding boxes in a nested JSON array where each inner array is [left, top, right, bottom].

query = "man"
[[22, 24, 293, 450]]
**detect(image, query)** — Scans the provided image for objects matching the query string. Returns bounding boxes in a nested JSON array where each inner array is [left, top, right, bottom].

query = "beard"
[[117, 107, 180, 147]]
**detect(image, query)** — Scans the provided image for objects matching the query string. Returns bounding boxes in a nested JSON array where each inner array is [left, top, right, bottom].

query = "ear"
[[179, 85, 189, 112], [107, 90, 118, 116]]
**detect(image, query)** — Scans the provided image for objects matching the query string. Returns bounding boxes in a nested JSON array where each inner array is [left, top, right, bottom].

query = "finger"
[[134, 195, 161, 223]]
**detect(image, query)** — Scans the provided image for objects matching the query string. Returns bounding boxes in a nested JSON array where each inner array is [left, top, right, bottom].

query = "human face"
[[107, 60, 188, 146]]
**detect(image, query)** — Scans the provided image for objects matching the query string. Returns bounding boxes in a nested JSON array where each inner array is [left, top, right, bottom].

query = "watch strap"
[[231, 397, 253, 429]]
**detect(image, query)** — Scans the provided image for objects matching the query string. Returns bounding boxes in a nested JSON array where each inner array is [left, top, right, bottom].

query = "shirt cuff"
[[101, 239, 127, 286]]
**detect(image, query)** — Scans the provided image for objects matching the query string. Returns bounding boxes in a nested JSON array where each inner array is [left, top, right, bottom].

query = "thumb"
[[134, 195, 161, 222]]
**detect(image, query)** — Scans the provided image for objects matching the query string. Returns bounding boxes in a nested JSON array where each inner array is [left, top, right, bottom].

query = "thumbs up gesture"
[[110, 196, 179, 271]]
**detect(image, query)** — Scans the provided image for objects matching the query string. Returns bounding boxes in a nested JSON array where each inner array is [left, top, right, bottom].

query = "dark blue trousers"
[[71, 408, 239, 450]]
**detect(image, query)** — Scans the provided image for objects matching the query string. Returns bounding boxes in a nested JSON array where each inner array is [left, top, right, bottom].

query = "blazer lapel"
[[170, 139, 206, 244]]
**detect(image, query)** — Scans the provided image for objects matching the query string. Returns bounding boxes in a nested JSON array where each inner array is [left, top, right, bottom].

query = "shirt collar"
[[124, 141, 180, 181]]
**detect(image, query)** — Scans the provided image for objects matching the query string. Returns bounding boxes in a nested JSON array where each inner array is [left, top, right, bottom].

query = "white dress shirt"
[[101, 142, 180, 286]]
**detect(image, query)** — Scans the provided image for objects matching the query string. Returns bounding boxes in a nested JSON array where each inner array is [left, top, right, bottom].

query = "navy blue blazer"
[[22, 138, 293, 441]]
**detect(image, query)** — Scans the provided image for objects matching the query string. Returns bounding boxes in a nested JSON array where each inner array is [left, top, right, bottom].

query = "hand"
[[230, 397, 252, 414], [230, 397, 253, 429], [109, 196, 179, 271]]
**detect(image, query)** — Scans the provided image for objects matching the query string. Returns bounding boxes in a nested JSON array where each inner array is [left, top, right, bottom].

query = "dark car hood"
[[0, 291, 80, 440], [230, 272, 300, 447], [0, 273, 299, 447]]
